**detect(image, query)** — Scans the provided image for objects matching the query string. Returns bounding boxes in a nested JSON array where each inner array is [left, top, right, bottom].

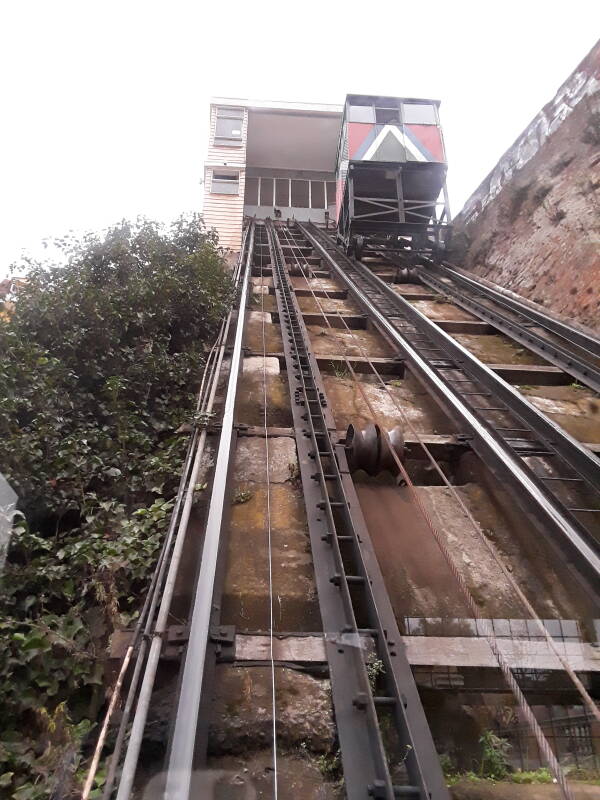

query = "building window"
[[259, 177, 274, 206], [244, 176, 335, 209], [310, 181, 325, 209], [244, 177, 259, 205], [402, 103, 437, 125], [211, 171, 239, 194], [275, 178, 290, 207], [291, 180, 310, 208], [214, 107, 244, 142], [326, 182, 336, 207]]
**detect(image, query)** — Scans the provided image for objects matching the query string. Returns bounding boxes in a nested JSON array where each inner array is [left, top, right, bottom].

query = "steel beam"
[[163, 223, 255, 800]]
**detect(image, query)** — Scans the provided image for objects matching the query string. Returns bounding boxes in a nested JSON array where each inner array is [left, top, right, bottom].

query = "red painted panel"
[[348, 122, 373, 159], [406, 124, 445, 162]]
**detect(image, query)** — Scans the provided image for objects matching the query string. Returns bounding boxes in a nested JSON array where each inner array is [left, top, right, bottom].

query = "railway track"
[[362, 247, 600, 394], [354, 243, 600, 393], [300, 222, 600, 593], [93, 218, 600, 800], [265, 218, 449, 799], [414, 261, 600, 394]]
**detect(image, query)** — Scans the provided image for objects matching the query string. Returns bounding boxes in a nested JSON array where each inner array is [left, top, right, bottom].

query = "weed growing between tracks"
[[442, 732, 600, 787], [0, 215, 232, 798]]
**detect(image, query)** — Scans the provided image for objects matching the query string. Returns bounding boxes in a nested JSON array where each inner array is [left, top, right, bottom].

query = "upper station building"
[[203, 97, 341, 250], [202, 95, 449, 253]]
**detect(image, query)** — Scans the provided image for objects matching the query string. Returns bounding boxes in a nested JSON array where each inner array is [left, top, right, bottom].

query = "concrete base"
[[322, 373, 458, 435], [405, 635, 600, 671], [410, 299, 480, 323], [222, 435, 321, 632], [451, 780, 600, 800], [232, 633, 600, 672], [208, 665, 335, 755], [307, 324, 393, 358], [520, 384, 600, 443], [244, 313, 283, 352], [207, 751, 343, 799], [236, 357, 292, 427], [452, 333, 542, 365]]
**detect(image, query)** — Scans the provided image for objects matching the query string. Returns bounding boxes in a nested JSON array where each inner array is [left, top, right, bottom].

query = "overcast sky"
[[1, 1, 599, 275]]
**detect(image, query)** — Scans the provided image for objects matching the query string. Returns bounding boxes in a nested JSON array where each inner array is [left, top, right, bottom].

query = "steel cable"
[[258, 229, 280, 799]]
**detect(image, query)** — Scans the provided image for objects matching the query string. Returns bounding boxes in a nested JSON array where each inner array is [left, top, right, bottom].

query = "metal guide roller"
[[345, 421, 405, 477]]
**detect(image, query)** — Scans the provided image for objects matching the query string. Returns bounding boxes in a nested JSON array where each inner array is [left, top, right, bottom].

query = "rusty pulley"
[[345, 422, 405, 477]]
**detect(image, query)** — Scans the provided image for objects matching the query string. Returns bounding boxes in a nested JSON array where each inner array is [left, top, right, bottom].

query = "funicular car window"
[[402, 103, 437, 125], [348, 104, 375, 123], [375, 107, 401, 124]]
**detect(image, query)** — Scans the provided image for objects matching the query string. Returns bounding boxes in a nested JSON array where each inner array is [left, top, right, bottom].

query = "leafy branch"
[[0, 214, 232, 797]]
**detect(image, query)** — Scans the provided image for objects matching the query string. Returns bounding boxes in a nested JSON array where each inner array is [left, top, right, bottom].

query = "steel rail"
[[109, 344, 225, 799], [277, 224, 597, 798], [299, 222, 600, 594], [93, 433, 194, 800], [163, 221, 255, 800], [279, 224, 600, 729], [315, 224, 600, 493], [436, 261, 600, 360], [411, 264, 600, 393], [100, 233, 251, 800], [257, 223, 280, 798], [267, 219, 449, 800], [112, 223, 254, 800]]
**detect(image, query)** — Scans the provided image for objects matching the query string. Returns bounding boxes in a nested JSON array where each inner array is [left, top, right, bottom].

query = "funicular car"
[[335, 94, 451, 260]]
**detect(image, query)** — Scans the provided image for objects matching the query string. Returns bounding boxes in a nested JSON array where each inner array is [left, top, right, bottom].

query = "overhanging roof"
[[210, 96, 343, 114], [246, 108, 341, 172], [210, 96, 343, 173]]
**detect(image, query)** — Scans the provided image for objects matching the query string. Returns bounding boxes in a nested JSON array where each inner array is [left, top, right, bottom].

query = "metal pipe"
[[93, 427, 198, 800], [100, 427, 199, 800], [82, 644, 134, 800], [164, 222, 254, 800]]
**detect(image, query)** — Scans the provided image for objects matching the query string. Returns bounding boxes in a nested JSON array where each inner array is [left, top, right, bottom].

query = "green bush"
[[510, 768, 552, 784], [0, 215, 232, 797], [479, 729, 511, 780]]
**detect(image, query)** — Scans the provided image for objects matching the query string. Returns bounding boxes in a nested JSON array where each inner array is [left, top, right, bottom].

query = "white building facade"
[[202, 97, 342, 250]]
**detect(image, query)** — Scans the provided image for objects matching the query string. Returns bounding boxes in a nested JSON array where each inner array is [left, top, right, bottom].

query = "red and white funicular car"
[[335, 94, 451, 259]]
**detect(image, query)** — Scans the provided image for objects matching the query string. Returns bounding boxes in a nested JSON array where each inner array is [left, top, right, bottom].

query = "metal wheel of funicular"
[[334, 94, 452, 262]]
